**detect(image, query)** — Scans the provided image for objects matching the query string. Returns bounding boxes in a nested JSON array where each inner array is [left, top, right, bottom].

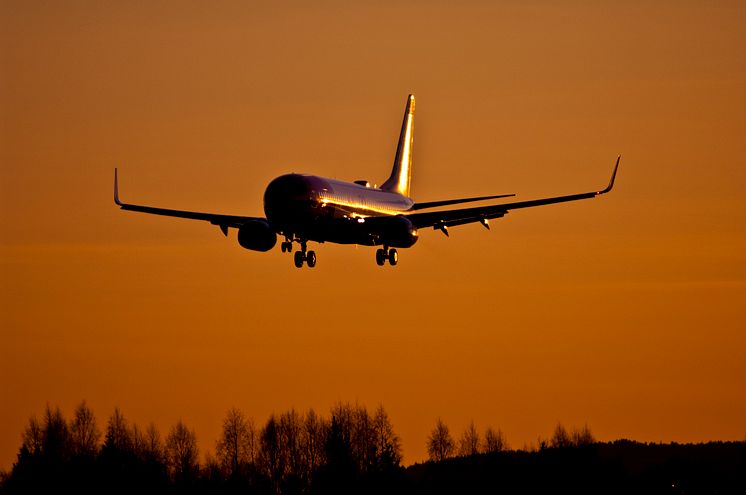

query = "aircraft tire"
[[294, 251, 305, 268], [388, 249, 398, 266], [375, 249, 386, 266], [306, 251, 317, 268]]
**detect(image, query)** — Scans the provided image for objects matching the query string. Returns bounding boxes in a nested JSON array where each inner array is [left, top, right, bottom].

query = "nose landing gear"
[[375, 247, 398, 266]]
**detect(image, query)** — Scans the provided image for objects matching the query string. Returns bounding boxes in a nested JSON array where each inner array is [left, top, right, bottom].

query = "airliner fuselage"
[[263, 174, 417, 248]]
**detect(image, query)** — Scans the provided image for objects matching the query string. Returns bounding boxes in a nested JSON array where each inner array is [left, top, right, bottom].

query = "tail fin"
[[381, 94, 415, 196]]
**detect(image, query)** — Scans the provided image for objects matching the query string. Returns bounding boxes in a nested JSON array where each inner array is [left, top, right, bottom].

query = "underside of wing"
[[114, 169, 265, 235], [406, 156, 620, 233], [405, 203, 509, 233]]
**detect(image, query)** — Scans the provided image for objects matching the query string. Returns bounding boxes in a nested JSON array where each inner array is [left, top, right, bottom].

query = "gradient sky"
[[1, 1, 745, 469]]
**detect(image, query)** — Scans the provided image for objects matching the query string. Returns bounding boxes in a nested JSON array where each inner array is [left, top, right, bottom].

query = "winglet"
[[114, 168, 122, 205], [597, 155, 620, 195]]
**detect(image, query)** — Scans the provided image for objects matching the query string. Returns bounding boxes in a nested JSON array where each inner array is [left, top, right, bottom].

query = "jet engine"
[[237, 220, 277, 252], [376, 216, 418, 248]]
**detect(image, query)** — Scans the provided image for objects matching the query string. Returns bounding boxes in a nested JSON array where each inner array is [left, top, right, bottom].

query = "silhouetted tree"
[[8, 406, 72, 492], [279, 409, 303, 492], [259, 414, 282, 492], [315, 403, 403, 493], [42, 405, 70, 463], [98, 407, 141, 492], [571, 424, 595, 446], [550, 423, 571, 448], [165, 420, 199, 482], [458, 420, 480, 457], [302, 408, 327, 478], [21, 415, 43, 457], [326, 403, 355, 472], [216, 407, 256, 478], [131, 423, 144, 457], [484, 427, 508, 453], [141, 422, 164, 463], [69, 401, 100, 459], [128, 421, 169, 487], [320, 408, 357, 493], [103, 408, 133, 455], [427, 418, 454, 462], [351, 404, 375, 473], [8, 415, 47, 492], [372, 405, 402, 469]]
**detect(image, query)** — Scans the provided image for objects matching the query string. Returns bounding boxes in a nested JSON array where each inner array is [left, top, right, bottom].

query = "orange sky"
[[1, 1, 745, 469]]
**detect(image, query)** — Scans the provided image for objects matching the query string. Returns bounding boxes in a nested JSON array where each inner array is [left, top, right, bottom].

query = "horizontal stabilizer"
[[410, 193, 515, 211]]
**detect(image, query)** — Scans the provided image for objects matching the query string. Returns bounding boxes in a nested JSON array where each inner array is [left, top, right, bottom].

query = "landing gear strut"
[[293, 240, 316, 268], [375, 247, 398, 266]]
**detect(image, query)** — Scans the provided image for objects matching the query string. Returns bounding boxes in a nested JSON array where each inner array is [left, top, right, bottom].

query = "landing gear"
[[292, 240, 316, 268], [306, 251, 317, 268], [376, 249, 386, 266], [294, 251, 305, 268], [376, 247, 399, 266], [281, 241, 293, 253]]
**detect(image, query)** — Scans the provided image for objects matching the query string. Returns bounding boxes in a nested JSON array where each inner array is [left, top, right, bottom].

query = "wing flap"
[[407, 204, 508, 229]]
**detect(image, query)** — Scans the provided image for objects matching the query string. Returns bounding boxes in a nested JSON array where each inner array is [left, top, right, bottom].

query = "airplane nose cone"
[[265, 174, 311, 202], [263, 174, 318, 226]]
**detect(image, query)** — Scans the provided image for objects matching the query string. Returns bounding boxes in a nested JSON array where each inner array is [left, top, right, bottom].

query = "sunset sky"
[[1, 1, 744, 469]]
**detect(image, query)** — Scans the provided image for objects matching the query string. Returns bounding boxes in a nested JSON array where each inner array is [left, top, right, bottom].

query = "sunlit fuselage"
[[263, 173, 419, 247]]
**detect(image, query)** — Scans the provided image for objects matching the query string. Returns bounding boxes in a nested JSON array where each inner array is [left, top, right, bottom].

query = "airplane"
[[114, 94, 620, 268]]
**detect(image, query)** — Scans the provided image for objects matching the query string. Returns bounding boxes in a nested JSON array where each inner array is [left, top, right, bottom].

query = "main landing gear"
[[375, 247, 398, 266], [290, 240, 316, 268]]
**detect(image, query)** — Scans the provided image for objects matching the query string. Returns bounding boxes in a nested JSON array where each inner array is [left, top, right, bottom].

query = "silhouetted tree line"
[[1, 405, 744, 494], [414, 419, 745, 494], [425, 418, 596, 462], [426, 418, 513, 461], [0, 401, 402, 495]]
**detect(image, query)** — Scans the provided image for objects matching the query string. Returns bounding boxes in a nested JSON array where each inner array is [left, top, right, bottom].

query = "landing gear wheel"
[[283, 241, 293, 253], [306, 251, 317, 268], [294, 251, 305, 268], [375, 249, 386, 266], [388, 248, 398, 266]]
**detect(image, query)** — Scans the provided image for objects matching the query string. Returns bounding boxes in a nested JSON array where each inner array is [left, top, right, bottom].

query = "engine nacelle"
[[237, 220, 277, 252], [377, 216, 418, 248]]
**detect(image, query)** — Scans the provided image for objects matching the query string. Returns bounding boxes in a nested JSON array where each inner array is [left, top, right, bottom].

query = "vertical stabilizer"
[[381, 94, 415, 197]]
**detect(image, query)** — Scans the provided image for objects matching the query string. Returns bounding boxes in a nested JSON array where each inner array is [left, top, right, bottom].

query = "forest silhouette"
[[0, 401, 743, 494]]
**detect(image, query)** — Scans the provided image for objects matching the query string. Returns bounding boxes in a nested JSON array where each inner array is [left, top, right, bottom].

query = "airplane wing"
[[405, 156, 620, 235], [114, 169, 264, 236]]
